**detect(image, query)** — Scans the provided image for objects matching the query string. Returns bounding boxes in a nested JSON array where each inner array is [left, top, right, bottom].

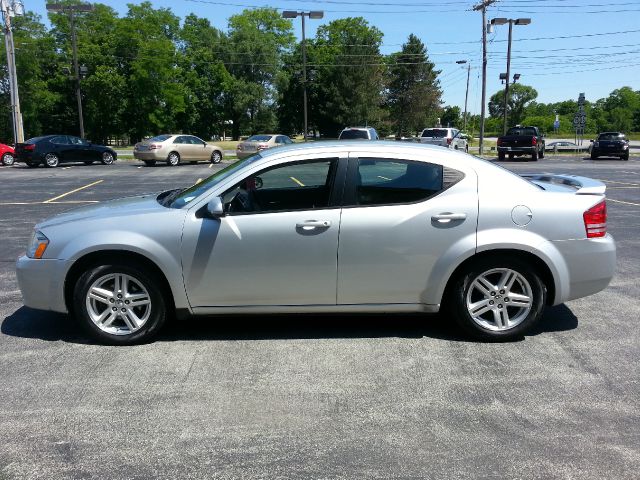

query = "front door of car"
[[336, 156, 478, 306], [181, 157, 344, 308], [189, 136, 209, 160], [51, 136, 76, 161]]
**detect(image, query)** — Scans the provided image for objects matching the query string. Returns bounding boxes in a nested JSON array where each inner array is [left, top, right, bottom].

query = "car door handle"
[[431, 212, 467, 222], [296, 220, 331, 229]]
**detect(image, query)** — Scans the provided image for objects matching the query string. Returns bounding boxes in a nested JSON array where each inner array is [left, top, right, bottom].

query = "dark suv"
[[591, 132, 629, 160]]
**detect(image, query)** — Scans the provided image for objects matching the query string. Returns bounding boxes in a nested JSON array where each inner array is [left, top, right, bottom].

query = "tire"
[[498, 152, 505, 161], [508, 153, 514, 161], [44, 153, 60, 168], [448, 257, 546, 341], [73, 262, 167, 345], [531, 149, 538, 161], [211, 150, 222, 164], [465, 145, 469, 153], [166, 151, 180, 167], [539, 147, 544, 159], [101, 151, 115, 165], [622, 153, 629, 161], [590, 153, 598, 160], [144, 160, 156, 167], [1, 152, 15, 166]]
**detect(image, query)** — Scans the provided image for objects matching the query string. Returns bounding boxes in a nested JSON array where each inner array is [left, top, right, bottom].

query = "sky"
[[25, 0, 640, 116]]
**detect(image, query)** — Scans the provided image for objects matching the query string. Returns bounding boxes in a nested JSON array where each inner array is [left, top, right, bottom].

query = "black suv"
[[590, 132, 630, 160]]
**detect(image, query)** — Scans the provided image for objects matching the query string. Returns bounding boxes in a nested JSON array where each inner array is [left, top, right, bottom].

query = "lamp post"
[[282, 10, 323, 141], [491, 17, 530, 134], [46, 2, 95, 139], [1, 0, 25, 143], [456, 60, 471, 132]]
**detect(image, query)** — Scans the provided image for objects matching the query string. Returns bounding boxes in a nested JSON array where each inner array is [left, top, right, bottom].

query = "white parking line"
[[43, 179, 104, 203], [608, 198, 640, 207]]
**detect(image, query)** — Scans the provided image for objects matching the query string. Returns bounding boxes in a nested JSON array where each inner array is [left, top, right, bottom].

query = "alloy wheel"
[[45, 153, 59, 167], [167, 152, 180, 166], [85, 273, 152, 335], [2, 153, 14, 166], [102, 152, 114, 165], [465, 268, 533, 331], [211, 151, 222, 163]]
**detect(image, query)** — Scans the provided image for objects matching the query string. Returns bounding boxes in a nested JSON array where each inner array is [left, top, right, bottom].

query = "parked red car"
[[0, 143, 15, 166]]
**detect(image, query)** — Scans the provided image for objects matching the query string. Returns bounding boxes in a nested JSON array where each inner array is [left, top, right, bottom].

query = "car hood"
[[37, 193, 164, 229]]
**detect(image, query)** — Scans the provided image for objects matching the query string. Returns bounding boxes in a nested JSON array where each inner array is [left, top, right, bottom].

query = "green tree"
[[488, 83, 538, 126], [308, 17, 385, 137], [386, 34, 441, 137], [440, 105, 461, 129]]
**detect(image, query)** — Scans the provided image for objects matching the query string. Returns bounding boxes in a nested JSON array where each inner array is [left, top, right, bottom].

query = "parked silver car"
[[420, 127, 468, 152], [133, 134, 223, 166], [16, 142, 615, 344]]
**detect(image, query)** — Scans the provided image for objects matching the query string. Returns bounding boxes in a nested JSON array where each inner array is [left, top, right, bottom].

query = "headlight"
[[27, 230, 49, 259]]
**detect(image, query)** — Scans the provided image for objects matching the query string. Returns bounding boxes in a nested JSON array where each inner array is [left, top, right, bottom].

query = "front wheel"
[[101, 151, 115, 165], [622, 153, 629, 161], [73, 263, 167, 345], [211, 150, 222, 164], [1, 152, 15, 166], [591, 153, 598, 160], [448, 258, 546, 340]]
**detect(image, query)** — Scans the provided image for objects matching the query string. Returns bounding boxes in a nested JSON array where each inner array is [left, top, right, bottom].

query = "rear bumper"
[[134, 150, 165, 161], [497, 146, 536, 154], [236, 151, 256, 159], [16, 256, 68, 313], [552, 235, 616, 304]]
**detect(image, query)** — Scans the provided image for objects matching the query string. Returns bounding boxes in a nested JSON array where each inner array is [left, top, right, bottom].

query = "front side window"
[[247, 135, 273, 142], [173, 136, 187, 144], [351, 158, 444, 206], [221, 158, 338, 214]]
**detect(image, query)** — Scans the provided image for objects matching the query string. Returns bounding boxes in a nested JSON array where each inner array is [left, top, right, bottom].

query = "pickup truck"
[[496, 126, 545, 161]]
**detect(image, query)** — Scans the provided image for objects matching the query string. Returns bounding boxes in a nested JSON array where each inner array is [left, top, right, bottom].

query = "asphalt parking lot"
[[1, 155, 639, 479]]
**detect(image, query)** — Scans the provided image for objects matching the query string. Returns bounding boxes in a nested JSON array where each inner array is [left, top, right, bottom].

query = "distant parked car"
[[14, 135, 117, 168], [236, 134, 293, 160], [590, 132, 629, 160], [545, 141, 581, 151], [134, 134, 223, 166], [419, 127, 468, 152], [338, 127, 379, 140], [0, 143, 15, 166]]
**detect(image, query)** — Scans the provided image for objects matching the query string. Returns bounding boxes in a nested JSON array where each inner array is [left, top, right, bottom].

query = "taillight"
[[496, 138, 502, 146], [149, 144, 161, 150], [23, 144, 35, 151], [532, 137, 537, 146], [257, 143, 268, 150], [447, 138, 452, 145], [584, 200, 607, 238]]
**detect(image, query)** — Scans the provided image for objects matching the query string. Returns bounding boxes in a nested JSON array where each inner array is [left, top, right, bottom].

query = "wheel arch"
[[441, 248, 557, 308], [64, 250, 176, 316]]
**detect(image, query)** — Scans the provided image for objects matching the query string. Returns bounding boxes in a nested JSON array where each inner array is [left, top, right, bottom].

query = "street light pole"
[[46, 3, 94, 139], [456, 60, 471, 132], [473, 0, 496, 156], [282, 10, 323, 141], [1, 0, 25, 143], [491, 17, 530, 134]]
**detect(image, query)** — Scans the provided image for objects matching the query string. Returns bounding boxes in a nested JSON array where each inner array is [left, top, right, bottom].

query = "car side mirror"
[[205, 197, 224, 218]]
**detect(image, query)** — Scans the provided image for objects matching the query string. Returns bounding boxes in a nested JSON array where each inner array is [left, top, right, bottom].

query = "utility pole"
[[46, 3, 94, 139], [1, 0, 25, 144], [473, 0, 495, 156], [456, 60, 471, 132], [282, 10, 324, 141]]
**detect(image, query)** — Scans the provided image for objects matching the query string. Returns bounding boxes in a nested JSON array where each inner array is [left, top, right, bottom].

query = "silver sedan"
[[16, 142, 616, 344]]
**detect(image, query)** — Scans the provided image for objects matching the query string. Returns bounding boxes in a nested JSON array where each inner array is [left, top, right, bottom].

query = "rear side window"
[[51, 136, 70, 145], [150, 134, 171, 142], [25, 136, 44, 144], [248, 135, 273, 142], [421, 129, 447, 138], [350, 158, 445, 206]]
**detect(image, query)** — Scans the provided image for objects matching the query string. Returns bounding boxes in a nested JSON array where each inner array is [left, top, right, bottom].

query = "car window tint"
[[150, 134, 172, 142], [222, 158, 338, 214], [51, 136, 70, 145], [173, 136, 186, 144], [284, 136, 293, 144], [340, 129, 369, 140], [421, 129, 447, 138], [354, 158, 444, 206], [248, 135, 273, 142], [69, 136, 83, 145]]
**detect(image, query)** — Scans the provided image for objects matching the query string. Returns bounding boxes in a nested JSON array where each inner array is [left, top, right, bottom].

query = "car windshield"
[[149, 134, 172, 142], [340, 129, 369, 139], [506, 127, 537, 136], [421, 129, 447, 138], [598, 133, 625, 141], [247, 135, 273, 142], [165, 155, 263, 209]]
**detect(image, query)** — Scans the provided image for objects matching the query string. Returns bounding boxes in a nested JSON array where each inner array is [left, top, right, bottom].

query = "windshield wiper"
[[158, 188, 185, 207]]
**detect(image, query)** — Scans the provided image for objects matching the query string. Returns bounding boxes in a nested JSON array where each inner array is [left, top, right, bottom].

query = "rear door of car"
[[336, 152, 478, 306]]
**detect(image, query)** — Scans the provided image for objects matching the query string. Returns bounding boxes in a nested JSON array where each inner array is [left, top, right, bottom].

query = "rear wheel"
[[590, 153, 598, 160], [167, 151, 180, 166], [144, 160, 156, 167], [448, 257, 546, 341], [1, 152, 15, 166], [44, 153, 60, 168], [531, 149, 538, 161], [498, 152, 505, 161], [539, 147, 544, 159], [73, 262, 167, 345], [211, 150, 222, 164]]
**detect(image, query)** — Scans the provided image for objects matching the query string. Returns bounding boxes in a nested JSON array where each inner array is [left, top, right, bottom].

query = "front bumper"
[[552, 235, 616, 303], [16, 256, 68, 313]]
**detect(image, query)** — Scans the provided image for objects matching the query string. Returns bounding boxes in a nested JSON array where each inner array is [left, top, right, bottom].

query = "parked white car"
[[420, 128, 468, 152]]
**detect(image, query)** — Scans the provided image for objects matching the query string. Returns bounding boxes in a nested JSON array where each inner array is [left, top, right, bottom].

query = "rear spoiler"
[[520, 173, 606, 195]]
